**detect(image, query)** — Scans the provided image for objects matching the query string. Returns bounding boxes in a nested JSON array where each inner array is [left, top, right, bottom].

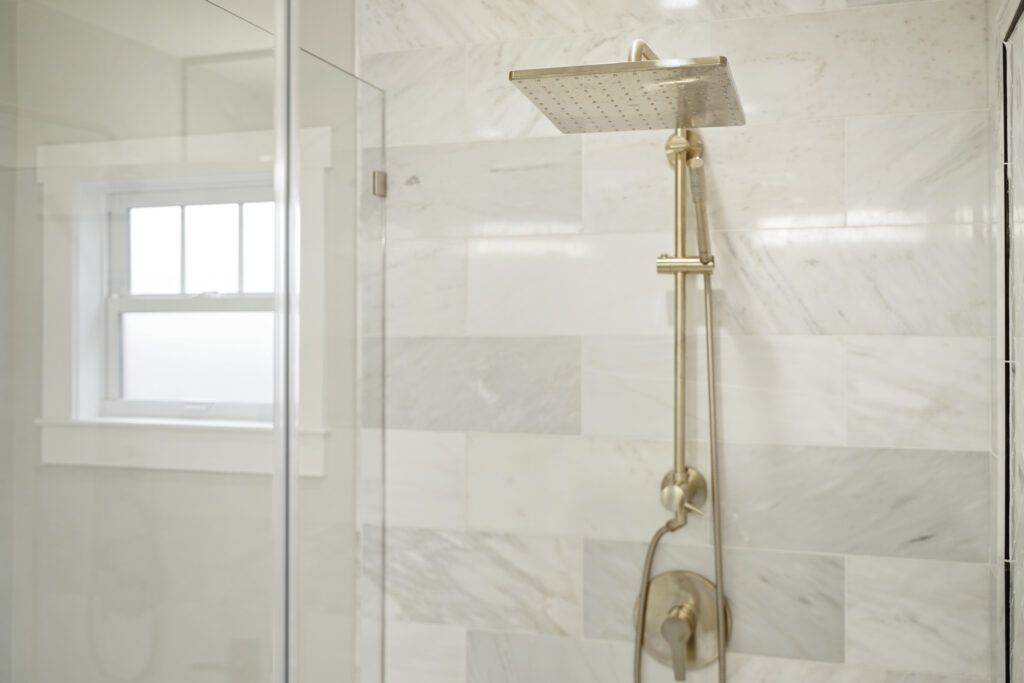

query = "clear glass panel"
[[122, 311, 274, 403], [1, 2, 284, 682], [1, 2, 384, 682], [242, 201, 275, 293], [291, 53, 385, 683], [184, 203, 240, 294], [129, 206, 181, 294]]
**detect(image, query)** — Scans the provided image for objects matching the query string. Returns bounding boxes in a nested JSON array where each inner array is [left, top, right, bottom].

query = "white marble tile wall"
[[359, 0, 996, 679]]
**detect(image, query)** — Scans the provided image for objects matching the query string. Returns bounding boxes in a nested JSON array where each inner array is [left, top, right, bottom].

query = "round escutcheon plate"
[[635, 570, 730, 671]]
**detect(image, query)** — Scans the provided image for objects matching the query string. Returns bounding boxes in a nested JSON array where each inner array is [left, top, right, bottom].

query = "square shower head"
[[509, 57, 745, 134]]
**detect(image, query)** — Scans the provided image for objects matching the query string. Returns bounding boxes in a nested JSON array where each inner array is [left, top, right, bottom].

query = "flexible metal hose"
[[633, 520, 679, 682]]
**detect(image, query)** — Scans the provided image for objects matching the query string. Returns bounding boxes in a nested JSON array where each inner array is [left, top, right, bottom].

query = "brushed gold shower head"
[[509, 56, 745, 134]]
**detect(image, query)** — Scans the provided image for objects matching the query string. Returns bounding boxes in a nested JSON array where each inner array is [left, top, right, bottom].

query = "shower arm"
[[628, 39, 660, 62]]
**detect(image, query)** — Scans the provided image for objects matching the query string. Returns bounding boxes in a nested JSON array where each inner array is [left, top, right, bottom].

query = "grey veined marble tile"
[[582, 121, 847, 235], [583, 540, 845, 662], [358, 0, 585, 54], [846, 110, 989, 227], [386, 137, 582, 239], [845, 336, 990, 451], [467, 632, 631, 683], [379, 336, 581, 434], [727, 653, 992, 682], [360, 47, 468, 147], [710, 0, 985, 123], [720, 444, 989, 562], [385, 527, 582, 636], [714, 225, 991, 336], [846, 557, 990, 678], [581, 334, 846, 447], [385, 237, 467, 336]]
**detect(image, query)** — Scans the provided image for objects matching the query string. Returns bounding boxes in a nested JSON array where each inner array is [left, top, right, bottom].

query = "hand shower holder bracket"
[[657, 255, 715, 274]]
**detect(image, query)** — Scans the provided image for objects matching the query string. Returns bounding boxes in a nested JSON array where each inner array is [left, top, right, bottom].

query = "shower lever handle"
[[661, 602, 697, 681]]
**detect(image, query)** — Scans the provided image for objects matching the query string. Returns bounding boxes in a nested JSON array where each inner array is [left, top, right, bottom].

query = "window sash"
[[106, 184, 275, 420]]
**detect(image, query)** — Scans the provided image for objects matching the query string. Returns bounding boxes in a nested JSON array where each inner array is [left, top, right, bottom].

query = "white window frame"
[[104, 184, 275, 422]]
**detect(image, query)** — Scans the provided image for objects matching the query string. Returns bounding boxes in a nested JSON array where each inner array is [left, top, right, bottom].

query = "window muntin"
[[106, 188, 275, 421]]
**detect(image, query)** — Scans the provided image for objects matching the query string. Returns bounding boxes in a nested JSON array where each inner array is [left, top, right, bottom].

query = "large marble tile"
[[846, 111, 989, 226], [710, 0, 986, 123], [580, 335, 677, 441], [386, 137, 582, 239], [582, 335, 845, 445], [467, 635, 976, 683], [721, 444, 989, 562], [727, 653, 990, 682], [467, 632, 632, 683], [580, 0, 852, 30], [467, 23, 710, 142], [581, 129, 692, 235], [385, 238, 467, 336], [466, 233, 674, 336], [381, 336, 581, 434], [580, 119, 846, 235], [700, 334, 845, 445], [359, 0, 585, 54], [698, 120, 846, 230], [465, 432, 709, 542], [466, 631, 734, 683], [846, 557, 990, 677], [583, 540, 845, 661], [385, 527, 582, 636], [386, 430, 467, 530], [465, 432, 578, 536], [360, 47, 467, 147], [386, 622, 467, 683], [714, 225, 991, 336], [845, 336, 990, 451]]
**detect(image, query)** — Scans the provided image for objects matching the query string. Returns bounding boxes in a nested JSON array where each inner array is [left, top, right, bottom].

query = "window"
[[105, 188, 275, 422]]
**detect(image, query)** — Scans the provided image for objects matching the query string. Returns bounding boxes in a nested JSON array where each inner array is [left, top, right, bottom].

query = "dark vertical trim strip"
[[1004, 30, 1016, 682]]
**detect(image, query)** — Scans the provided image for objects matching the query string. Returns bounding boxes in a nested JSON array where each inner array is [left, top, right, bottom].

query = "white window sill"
[[36, 418, 327, 476]]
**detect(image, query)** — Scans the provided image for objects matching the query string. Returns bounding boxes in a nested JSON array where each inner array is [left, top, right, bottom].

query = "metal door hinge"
[[372, 170, 388, 198]]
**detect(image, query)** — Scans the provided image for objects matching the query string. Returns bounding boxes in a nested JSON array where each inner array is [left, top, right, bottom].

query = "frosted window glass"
[[129, 206, 181, 294], [242, 202, 275, 293], [122, 312, 273, 403], [184, 203, 239, 293]]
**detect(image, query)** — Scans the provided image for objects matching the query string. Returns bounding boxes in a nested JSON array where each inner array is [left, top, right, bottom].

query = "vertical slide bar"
[[673, 128, 688, 484]]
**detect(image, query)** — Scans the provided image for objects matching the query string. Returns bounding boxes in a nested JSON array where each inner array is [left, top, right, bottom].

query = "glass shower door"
[[290, 47, 385, 683], [0, 2, 383, 681]]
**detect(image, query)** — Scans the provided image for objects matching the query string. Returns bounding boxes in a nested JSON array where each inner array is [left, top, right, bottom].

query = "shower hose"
[[632, 520, 679, 682]]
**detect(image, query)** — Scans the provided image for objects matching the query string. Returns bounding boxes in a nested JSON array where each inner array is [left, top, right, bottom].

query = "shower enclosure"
[[0, 1, 385, 681]]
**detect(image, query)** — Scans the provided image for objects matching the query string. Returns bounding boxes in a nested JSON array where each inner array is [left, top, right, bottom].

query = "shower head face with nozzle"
[[509, 57, 745, 134]]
